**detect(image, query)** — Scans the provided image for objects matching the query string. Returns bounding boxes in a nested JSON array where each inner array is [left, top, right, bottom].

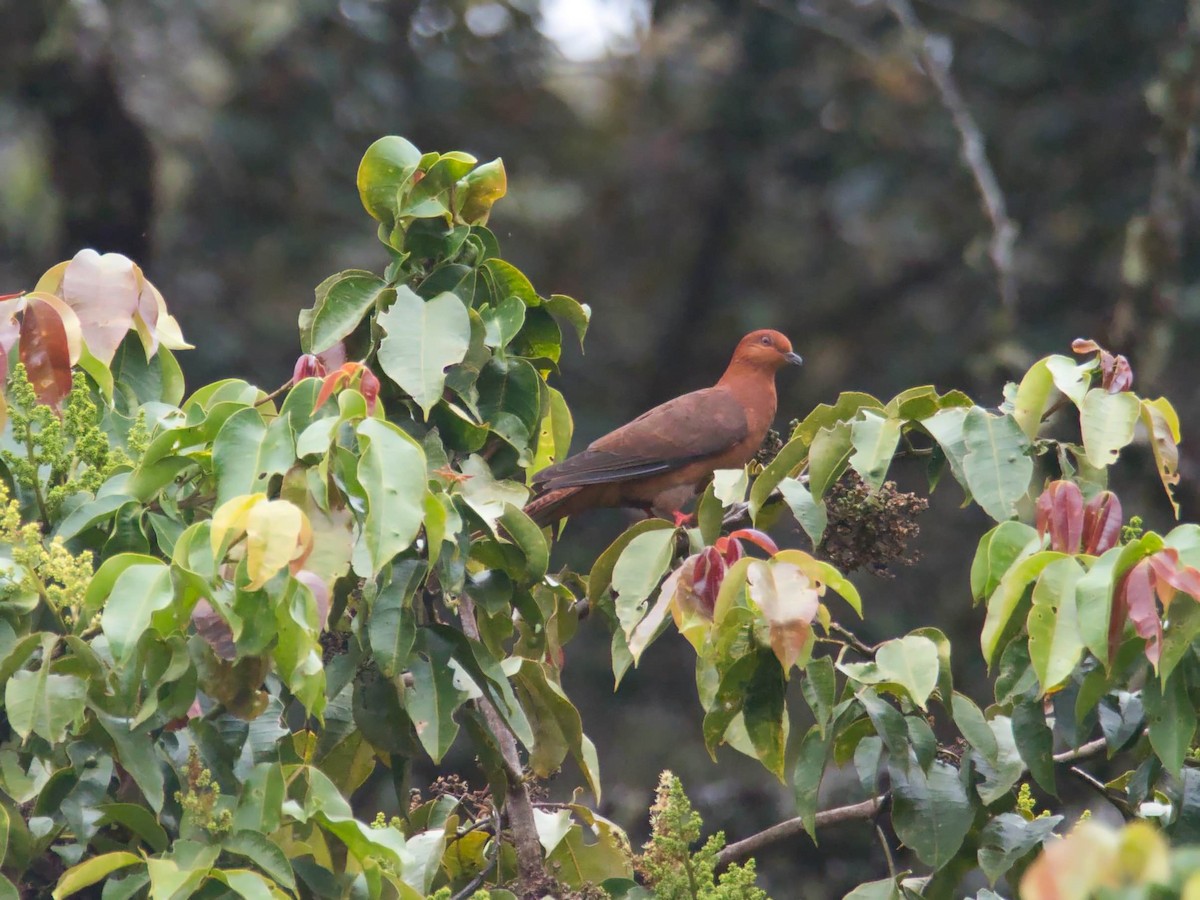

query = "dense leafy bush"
[[1, 136, 1199, 899]]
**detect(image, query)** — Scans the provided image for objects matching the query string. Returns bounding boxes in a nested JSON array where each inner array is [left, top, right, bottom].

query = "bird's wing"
[[531, 387, 749, 490]]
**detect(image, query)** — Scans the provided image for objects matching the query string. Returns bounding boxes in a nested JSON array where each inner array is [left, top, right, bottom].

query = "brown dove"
[[524, 329, 802, 526]]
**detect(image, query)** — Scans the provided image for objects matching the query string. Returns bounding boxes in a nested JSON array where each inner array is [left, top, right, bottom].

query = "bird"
[[524, 329, 802, 527]]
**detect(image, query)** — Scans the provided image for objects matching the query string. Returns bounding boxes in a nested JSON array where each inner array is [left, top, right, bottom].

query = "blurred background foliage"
[[2, 0, 1198, 894]]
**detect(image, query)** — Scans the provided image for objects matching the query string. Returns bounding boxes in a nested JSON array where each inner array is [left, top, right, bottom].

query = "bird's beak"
[[784, 351, 804, 366]]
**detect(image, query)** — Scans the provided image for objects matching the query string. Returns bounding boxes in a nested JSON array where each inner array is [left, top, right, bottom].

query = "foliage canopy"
[[0, 136, 1198, 899]]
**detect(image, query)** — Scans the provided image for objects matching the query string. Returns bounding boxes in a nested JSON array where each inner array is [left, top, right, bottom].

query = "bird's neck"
[[717, 363, 779, 431]]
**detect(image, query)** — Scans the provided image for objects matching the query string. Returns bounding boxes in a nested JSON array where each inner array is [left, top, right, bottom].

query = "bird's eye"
[[760, 335, 771, 345]]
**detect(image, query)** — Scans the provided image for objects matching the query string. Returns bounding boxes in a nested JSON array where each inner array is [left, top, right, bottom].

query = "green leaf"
[[588, 518, 677, 604], [1012, 697, 1056, 794], [1145, 672, 1196, 776], [844, 878, 903, 900], [545, 294, 590, 348], [222, 830, 296, 891], [1011, 357, 1056, 441], [52, 852, 142, 899], [1027, 557, 1086, 694], [530, 384, 574, 477], [357, 135, 422, 224], [93, 710, 165, 811], [483, 258, 540, 306], [513, 660, 599, 799], [306, 271, 392, 354], [921, 406, 971, 494], [1045, 355, 1091, 406], [1080, 388, 1140, 469], [377, 287, 471, 418], [98, 560, 175, 663], [476, 356, 541, 452], [368, 582, 417, 678], [6, 662, 85, 743], [970, 521, 1039, 603], [889, 759, 974, 870], [972, 716, 1025, 805], [778, 477, 827, 546], [849, 410, 902, 491], [480, 295, 526, 348], [406, 648, 472, 763], [213, 407, 294, 508], [858, 689, 908, 759], [793, 724, 830, 839], [977, 813, 1062, 885], [611, 527, 677, 637], [873, 635, 940, 710], [951, 692, 998, 761], [499, 503, 549, 581], [808, 423, 853, 499], [962, 407, 1033, 522], [981, 551, 1069, 667], [801, 656, 836, 736], [97, 803, 169, 853], [546, 811, 634, 887], [356, 418, 427, 576]]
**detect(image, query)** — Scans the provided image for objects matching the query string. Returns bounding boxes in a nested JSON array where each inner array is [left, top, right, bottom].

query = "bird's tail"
[[523, 487, 582, 528]]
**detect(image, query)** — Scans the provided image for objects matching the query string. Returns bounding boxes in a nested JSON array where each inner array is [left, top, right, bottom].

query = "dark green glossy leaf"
[[889, 759, 974, 870]]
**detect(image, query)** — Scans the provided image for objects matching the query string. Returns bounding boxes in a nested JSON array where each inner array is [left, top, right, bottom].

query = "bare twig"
[[458, 595, 545, 889], [451, 804, 504, 900], [1068, 765, 1134, 818], [830, 622, 878, 656], [717, 794, 887, 866], [1052, 736, 1108, 765], [885, 0, 1019, 317]]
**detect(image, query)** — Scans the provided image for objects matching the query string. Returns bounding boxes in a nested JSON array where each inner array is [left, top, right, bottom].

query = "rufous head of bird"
[[727, 329, 804, 373]]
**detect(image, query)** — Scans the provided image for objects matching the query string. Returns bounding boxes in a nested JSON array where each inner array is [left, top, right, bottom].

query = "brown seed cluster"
[[817, 473, 928, 576]]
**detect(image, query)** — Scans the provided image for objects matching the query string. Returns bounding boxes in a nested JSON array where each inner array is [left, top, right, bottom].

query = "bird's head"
[[730, 329, 803, 372]]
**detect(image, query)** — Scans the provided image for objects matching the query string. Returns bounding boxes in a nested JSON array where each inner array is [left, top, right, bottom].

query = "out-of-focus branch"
[[885, 0, 1020, 319], [1109, 7, 1200, 390], [757, 0, 881, 60]]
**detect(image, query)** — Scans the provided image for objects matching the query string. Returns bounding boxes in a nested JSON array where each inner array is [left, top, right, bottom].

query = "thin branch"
[[1068, 765, 1134, 818], [458, 596, 545, 889], [885, 0, 1019, 317], [876, 823, 898, 881], [716, 794, 887, 867], [1052, 736, 1108, 764], [717, 735, 1116, 868]]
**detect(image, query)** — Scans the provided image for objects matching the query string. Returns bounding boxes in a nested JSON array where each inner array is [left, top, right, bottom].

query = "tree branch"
[[716, 794, 887, 867], [717, 735, 1115, 868], [885, 0, 1019, 318], [458, 596, 545, 890]]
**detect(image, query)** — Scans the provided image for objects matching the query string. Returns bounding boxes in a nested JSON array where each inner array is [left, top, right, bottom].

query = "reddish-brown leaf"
[[1081, 490, 1122, 555], [19, 296, 72, 408], [292, 353, 327, 384], [313, 363, 359, 412], [1036, 480, 1084, 553], [192, 598, 236, 660], [1105, 355, 1133, 393], [294, 569, 332, 630], [359, 366, 381, 415], [1120, 561, 1162, 666], [692, 547, 726, 617], [1071, 338, 1101, 355], [726, 528, 780, 558], [1146, 548, 1200, 613]]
